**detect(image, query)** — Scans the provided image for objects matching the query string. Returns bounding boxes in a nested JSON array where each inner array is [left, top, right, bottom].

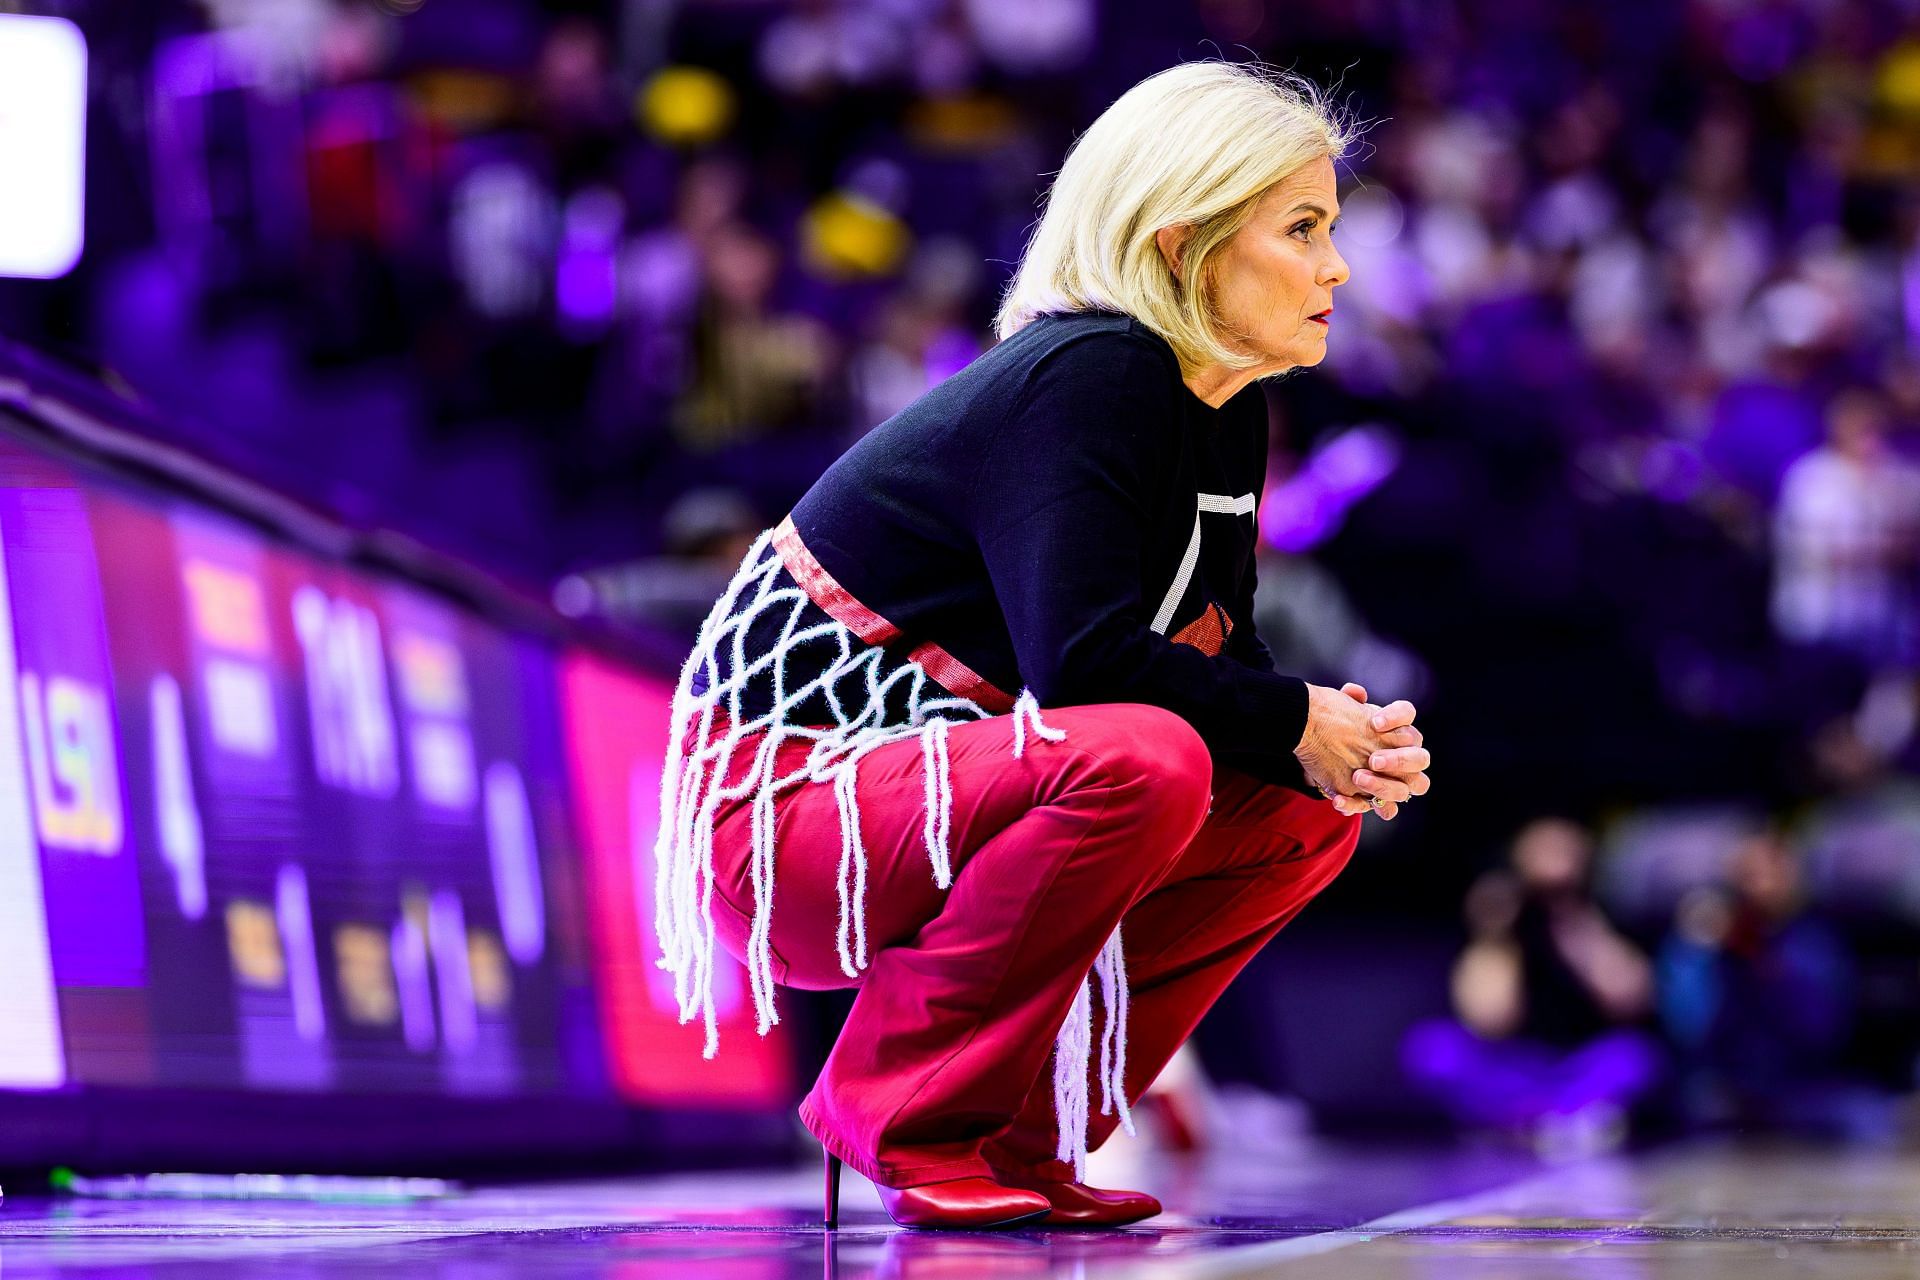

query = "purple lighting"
[[1260, 425, 1403, 554], [0, 511, 65, 1088], [276, 863, 328, 1043], [555, 189, 623, 337], [0, 15, 86, 279]]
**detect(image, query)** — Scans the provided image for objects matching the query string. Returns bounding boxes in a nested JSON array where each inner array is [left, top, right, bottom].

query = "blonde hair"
[[994, 62, 1360, 373]]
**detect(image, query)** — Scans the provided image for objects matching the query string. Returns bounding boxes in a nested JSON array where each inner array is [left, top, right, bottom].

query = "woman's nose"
[[1322, 247, 1350, 287]]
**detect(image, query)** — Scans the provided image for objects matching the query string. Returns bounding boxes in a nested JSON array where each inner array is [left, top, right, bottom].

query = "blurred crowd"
[[5, 0, 1920, 1139], [1409, 813, 1889, 1157]]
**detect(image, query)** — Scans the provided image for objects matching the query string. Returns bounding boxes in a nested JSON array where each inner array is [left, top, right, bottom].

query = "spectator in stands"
[[1657, 831, 1860, 1134], [1773, 388, 1920, 670], [1404, 818, 1663, 1157], [671, 222, 839, 452]]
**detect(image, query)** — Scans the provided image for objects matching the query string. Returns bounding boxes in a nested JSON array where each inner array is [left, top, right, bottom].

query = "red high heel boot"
[[823, 1151, 1051, 1230], [990, 1166, 1163, 1227]]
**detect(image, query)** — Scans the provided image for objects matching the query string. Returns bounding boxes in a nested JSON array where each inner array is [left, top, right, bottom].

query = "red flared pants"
[[703, 703, 1359, 1188]]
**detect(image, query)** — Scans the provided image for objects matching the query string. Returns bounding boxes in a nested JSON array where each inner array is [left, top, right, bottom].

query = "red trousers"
[[703, 703, 1359, 1188]]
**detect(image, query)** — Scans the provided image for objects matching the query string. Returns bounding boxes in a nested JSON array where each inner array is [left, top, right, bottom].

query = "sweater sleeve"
[[1227, 393, 1278, 677], [1217, 543, 1321, 794], [1207, 400, 1319, 792], [969, 333, 1312, 772]]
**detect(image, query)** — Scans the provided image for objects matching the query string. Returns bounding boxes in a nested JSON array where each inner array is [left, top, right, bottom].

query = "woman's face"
[[1204, 156, 1350, 374]]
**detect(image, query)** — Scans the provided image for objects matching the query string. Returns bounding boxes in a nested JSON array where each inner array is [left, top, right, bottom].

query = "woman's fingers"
[[1340, 682, 1368, 704], [1352, 769, 1415, 803], [1368, 747, 1431, 775], [1327, 789, 1406, 820], [1369, 700, 1418, 732], [1362, 766, 1431, 798], [1382, 724, 1423, 748]]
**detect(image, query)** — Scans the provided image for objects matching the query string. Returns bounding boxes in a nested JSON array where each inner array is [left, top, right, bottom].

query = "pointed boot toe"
[[990, 1169, 1163, 1227], [1031, 1180, 1162, 1227]]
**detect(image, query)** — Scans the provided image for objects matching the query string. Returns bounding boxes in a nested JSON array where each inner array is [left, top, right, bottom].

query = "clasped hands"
[[1293, 682, 1431, 821]]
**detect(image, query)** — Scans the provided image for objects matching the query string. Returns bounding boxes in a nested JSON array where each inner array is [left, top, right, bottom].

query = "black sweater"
[[701, 309, 1314, 793]]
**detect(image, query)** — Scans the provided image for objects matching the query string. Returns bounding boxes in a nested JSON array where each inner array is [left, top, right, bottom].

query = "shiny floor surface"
[[4, 1142, 1918, 1277]]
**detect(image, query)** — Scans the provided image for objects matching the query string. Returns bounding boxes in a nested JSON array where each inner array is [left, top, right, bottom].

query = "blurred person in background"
[[846, 238, 988, 438], [1772, 388, 1920, 671], [1405, 818, 1662, 1159], [1770, 387, 1920, 790], [552, 487, 764, 646], [651, 63, 1432, 1231], [594, 156, 752, 453], [1658, 831, 1861, 1136], [672, 221, 839, 452]]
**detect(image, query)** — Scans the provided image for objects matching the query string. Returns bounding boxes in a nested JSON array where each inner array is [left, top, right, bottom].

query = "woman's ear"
[[1155, 224, 1193, 283]]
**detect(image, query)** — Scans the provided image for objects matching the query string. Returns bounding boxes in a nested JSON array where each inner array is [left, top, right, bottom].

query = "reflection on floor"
[[4, 1142, 1919, 1277]]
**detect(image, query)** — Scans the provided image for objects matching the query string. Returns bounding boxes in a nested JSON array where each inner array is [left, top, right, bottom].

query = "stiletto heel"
[[819, 1143, 1049, 1229], [823, 1150, 843, 1229]]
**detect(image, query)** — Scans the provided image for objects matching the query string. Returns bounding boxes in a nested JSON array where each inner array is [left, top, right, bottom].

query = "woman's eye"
[[1290, 221, 1316, 240]]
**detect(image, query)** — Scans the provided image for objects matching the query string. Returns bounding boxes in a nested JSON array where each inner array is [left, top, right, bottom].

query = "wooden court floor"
[[1169, 1143, 1920, 1278], [4, 1140, 1919, 1277]]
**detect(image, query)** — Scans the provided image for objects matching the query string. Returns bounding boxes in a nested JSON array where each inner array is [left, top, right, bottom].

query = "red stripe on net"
[[773, 514, 1017, 713], [905, 642, 1017, 715], [772, 514, 902, 646]]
